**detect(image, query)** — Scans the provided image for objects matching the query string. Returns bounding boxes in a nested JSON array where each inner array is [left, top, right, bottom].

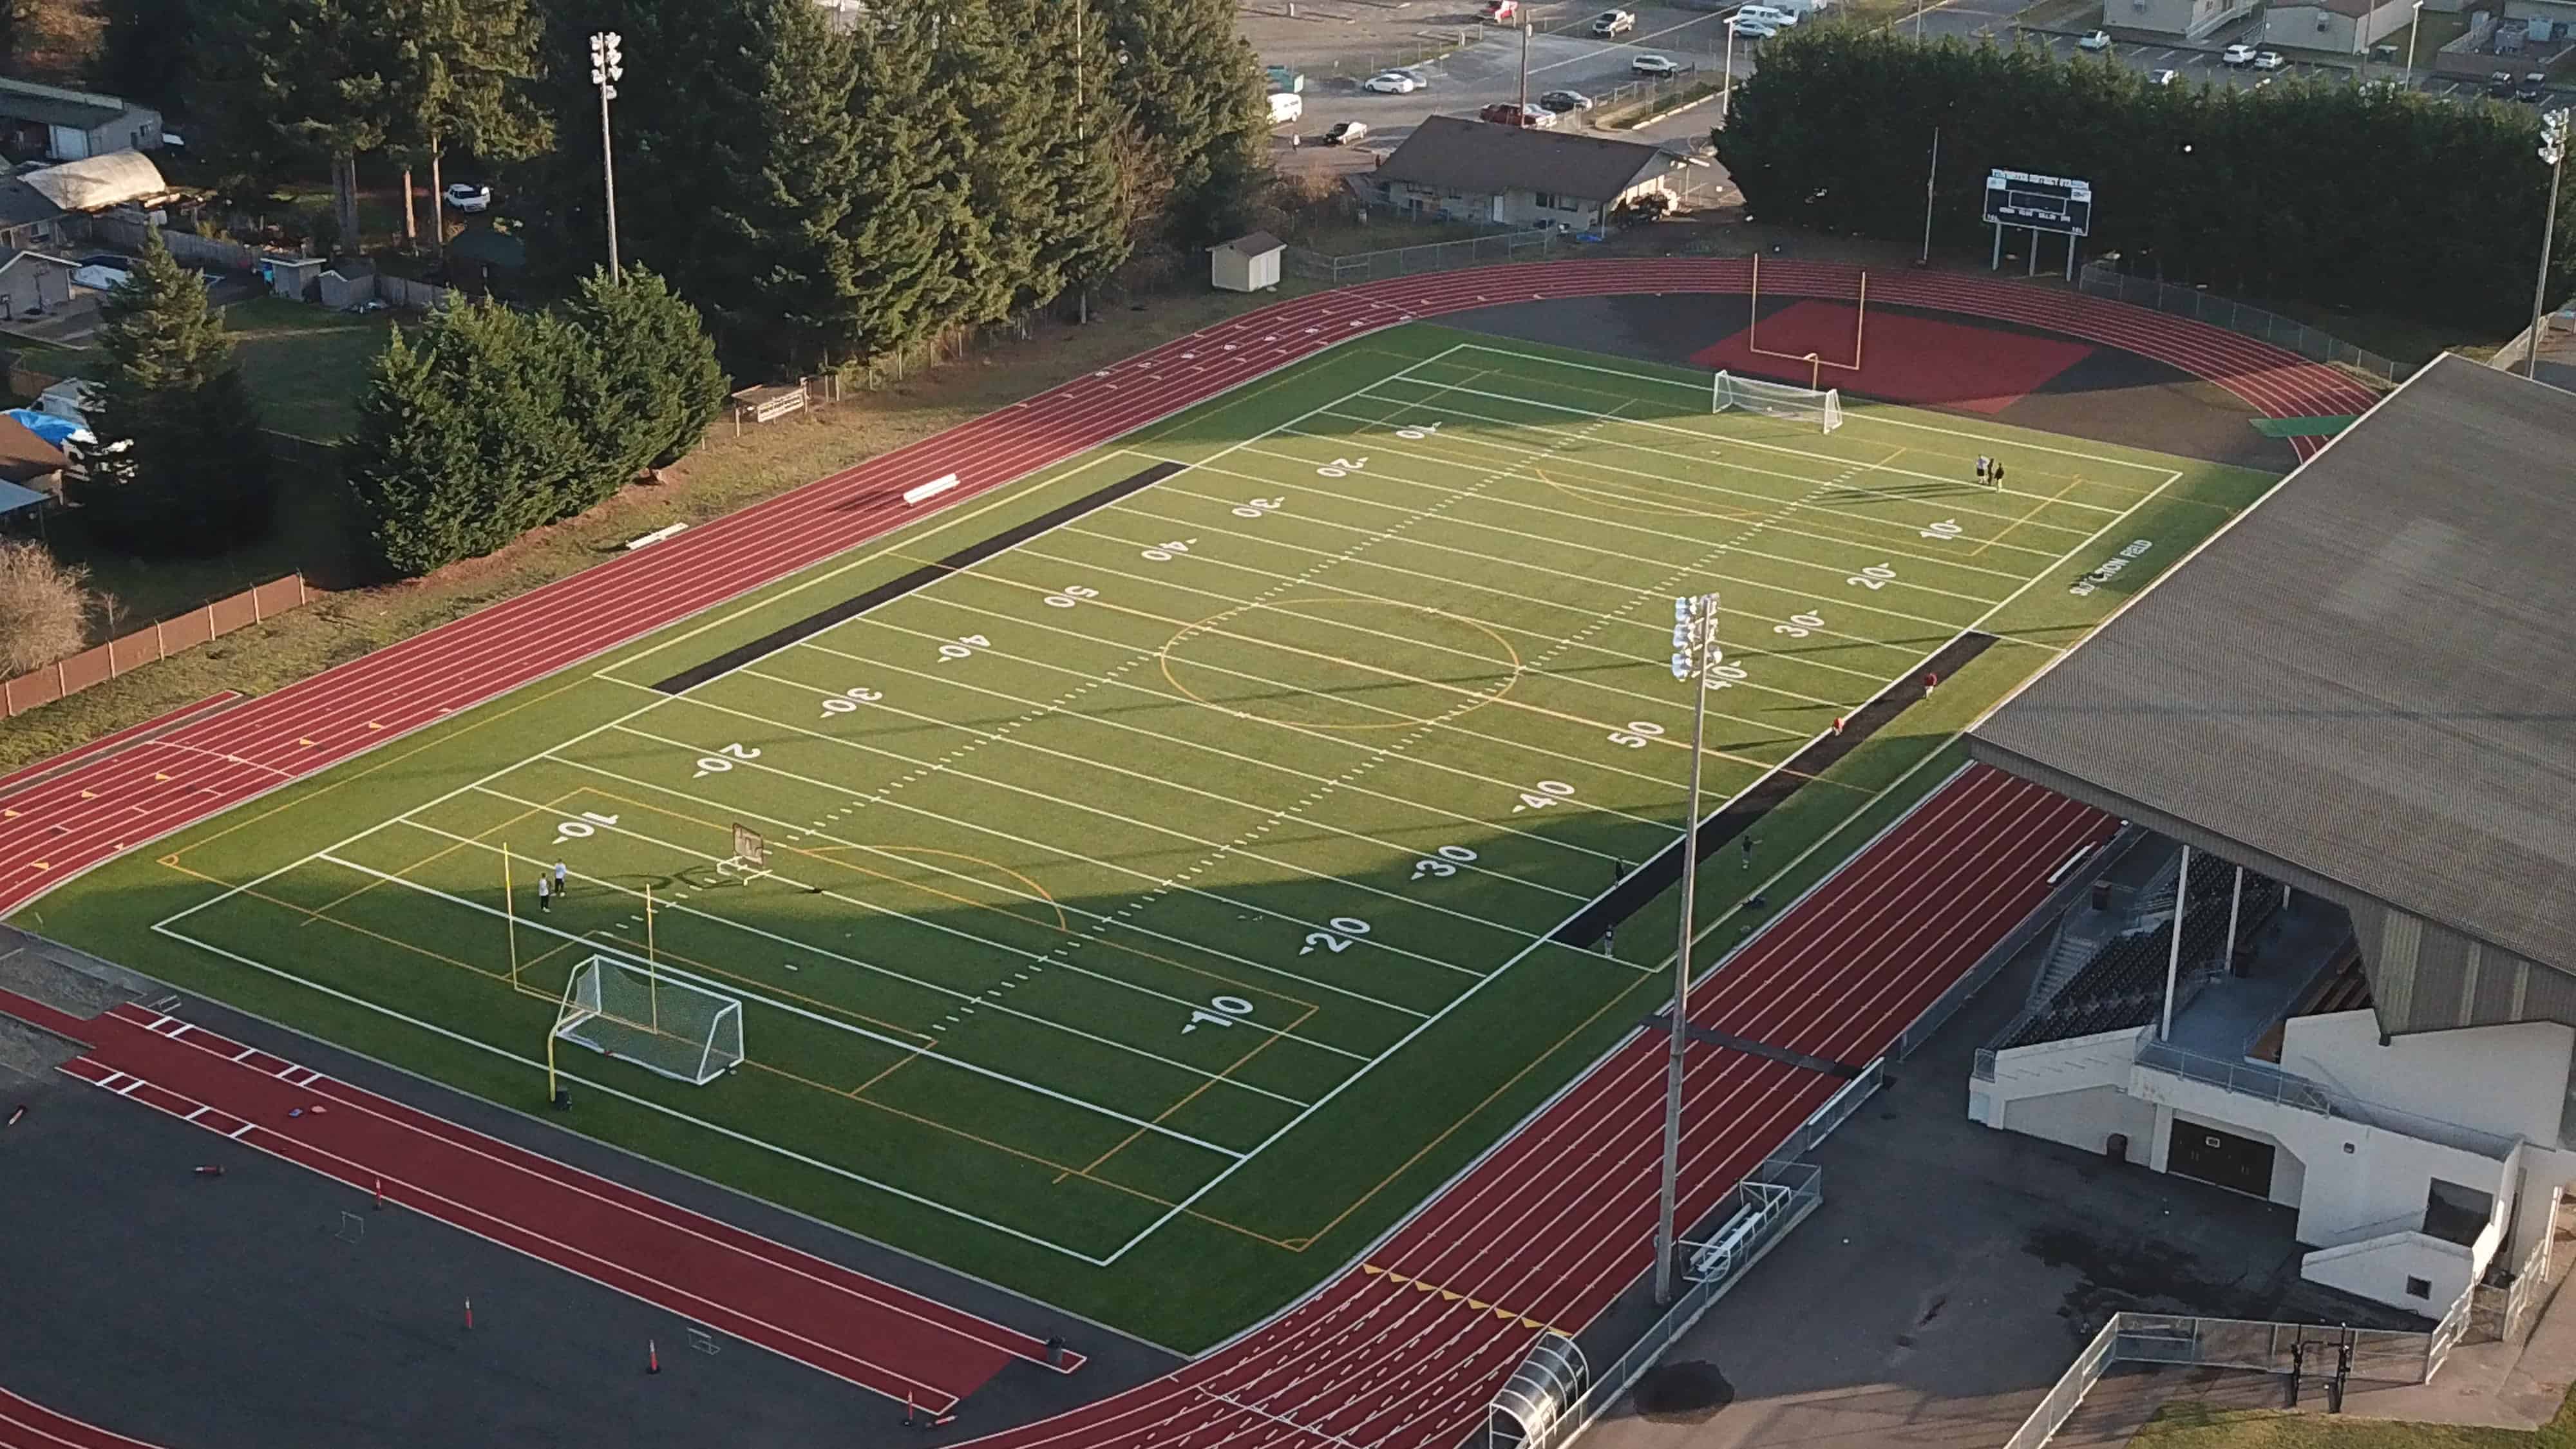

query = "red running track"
[[0, 261, 2368, 916], [0, 1392, 161, 1449], [923, 764, 2114, 1449], [0, 987, 1078, 1414]]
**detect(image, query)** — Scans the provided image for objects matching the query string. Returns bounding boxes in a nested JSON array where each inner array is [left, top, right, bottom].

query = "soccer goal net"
[[1712, 370, 1845, 433], [555, 954, 744, 1086]]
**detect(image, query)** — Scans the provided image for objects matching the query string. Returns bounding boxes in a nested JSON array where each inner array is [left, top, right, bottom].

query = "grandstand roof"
[[1971, 354, 2576, 983]]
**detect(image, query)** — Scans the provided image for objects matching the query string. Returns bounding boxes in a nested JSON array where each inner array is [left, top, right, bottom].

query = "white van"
[[1768, 0, 1825, 15], [1267, 91, 1303, 126], [1737, 4, 1799, 24]]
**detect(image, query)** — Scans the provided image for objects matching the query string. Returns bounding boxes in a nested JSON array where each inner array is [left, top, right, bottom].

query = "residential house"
[[0, 251, 77, 321], [2260, 0, 2417, 53], [2109, 0, 2255, 43], [18, 150, 175, 220], [0, 79, 161, 163], [0, 175, 66, 255], [1356, 115, 1694, 232]]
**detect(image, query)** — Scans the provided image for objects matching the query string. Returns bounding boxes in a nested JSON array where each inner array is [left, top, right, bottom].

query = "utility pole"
[[1721, 21, 1738, 128], [1654, 591, 1720, 1307], [1519, 21, 1532, 115], [2403, 0, 2425, 86], [590, 32, 625, 279], [2529, 109, 2568, 380], [1920, 128, 1940, 265]]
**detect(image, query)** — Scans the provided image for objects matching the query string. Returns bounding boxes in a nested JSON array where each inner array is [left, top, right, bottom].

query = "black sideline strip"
[[1552, 631, 2000, 949], [652, 462, 1186, 695]]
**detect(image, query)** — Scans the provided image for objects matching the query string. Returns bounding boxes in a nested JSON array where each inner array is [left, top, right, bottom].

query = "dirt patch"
[[1634, 1360, 1736, 1421], [0, 1010, 79, 1079]]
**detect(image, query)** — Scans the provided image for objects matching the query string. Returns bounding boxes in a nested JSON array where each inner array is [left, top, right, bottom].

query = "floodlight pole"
[[2403, 0, 2424, 87], [1721, 23, 1738, 128], [2527, 110, 2568, 381], [591, 32, 625, 279], [1654, 592, 1719, 1307], [1920, 128, 1940, 265]]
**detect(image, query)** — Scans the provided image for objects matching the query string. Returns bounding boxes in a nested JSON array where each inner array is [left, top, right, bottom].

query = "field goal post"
[[717, 822, 770, 882], [1712, 372, 1845, 433], [1745, 253, 1867, 392], [553, 954, 744, 1086]]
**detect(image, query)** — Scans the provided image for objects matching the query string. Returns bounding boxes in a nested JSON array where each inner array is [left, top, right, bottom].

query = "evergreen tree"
[[98, 0, 195, 105], [68, 234, 274, 556], [345, 328, 482, 577], [931, 0, 1045, 325], [1025, 0, 1130, 312], [1103, 0, 1267, 245], [843, 0, 975, 356], [190, 0, 392, 242], [563, 266, 728, 473], [381, 0, 549, 251]]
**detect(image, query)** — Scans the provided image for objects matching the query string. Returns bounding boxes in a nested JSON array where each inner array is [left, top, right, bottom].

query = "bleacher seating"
[[2000, 863, 2282, 1049]]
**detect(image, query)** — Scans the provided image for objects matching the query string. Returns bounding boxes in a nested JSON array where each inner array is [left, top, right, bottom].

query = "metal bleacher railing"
[[2131, 1039, 2518, 1160], [2074, 263, 2412, 386]]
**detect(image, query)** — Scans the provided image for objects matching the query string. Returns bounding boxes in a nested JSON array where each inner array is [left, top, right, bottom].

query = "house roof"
[[0, 413, 64, 483], [0, 178, 62, 232], [1216, 231, 1284, 256], [1969, 354, 2576, 980], [19, 150, 168, 213], [0, 249, 76, 276], [0, 478, 43, 515], [0, 79, 132, 131], [1377, 115, 1678, 202]]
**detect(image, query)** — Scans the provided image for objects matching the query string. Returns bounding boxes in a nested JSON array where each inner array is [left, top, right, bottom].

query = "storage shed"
[[1211, 231, 1285, 293]]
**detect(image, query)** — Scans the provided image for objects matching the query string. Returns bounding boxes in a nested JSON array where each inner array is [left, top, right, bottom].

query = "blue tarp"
[[6, 409, 82, 448]]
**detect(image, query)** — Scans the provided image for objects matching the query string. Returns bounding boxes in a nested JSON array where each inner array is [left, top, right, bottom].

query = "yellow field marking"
[[589, 928, 940, 1048], [1358, 1263, 1567, 1335], [797, 844, 1070, 934], [298, 793, 570, 927], [158, 857, 510, 983], [1059, 1000, 1321, 1187], [1531, 464, 1740, 520], [1293, 965, 1662, 1251], [170, 672, 603, 872], [1972, 474, 2092, 558], [1158, 595, 1523, 732]]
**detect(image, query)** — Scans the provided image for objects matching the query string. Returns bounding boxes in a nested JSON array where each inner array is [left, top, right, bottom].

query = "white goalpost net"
[[1712, 370, 1845, 433], [555, 954, 744, 1086]]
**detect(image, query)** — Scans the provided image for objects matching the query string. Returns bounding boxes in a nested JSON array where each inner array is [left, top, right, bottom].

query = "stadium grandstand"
[[1965, 354, 2576, 1320]]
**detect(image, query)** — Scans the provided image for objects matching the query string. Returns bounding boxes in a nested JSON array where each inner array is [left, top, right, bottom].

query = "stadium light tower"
[[1654, 591, 1721, 1307], [2528, 109, 2569, 381], [2403, 0, 2425, 87], [590, 31, 625, 279]]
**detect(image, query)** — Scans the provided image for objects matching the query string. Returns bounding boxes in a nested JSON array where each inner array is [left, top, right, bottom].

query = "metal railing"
[[1282, 226, 1558, 285], [2076, 263, 2412, 386], [2500, 1227, 2555, 1344], [1515, 1160, 1822, 1449], [2134, 1039, 2519, 1160], [2005, 1307, 2454, 1449]]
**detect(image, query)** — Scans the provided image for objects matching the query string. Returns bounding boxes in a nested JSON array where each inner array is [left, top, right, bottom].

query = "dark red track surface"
[[0, 1391, 162, 1449], [0, 987, 1075, 1412], [0, 262, 2353, 1448]]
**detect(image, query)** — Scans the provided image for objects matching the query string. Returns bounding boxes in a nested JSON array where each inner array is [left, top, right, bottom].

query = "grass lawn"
[[2136, 1381, 2576, 1447], [12, 323, 2277, 1348], [220, 296, 399, 442]]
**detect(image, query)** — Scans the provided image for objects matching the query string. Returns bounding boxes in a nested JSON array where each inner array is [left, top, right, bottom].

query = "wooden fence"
[[2, 575, 310, 719]]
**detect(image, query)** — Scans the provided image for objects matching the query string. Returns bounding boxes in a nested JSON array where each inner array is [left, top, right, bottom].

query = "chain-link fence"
[[1283, 226, 1560, 285], [2075, 263, 2412, 386]]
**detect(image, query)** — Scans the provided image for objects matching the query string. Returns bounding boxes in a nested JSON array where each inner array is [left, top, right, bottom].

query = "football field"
[[23, 325, 2277, 1347]]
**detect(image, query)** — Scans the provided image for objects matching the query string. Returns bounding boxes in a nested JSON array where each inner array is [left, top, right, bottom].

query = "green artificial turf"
[[13, 325, 2278, 1350]]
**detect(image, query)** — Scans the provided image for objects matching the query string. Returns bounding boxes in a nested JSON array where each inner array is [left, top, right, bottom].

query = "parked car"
[[1322, 120, 1369, 145], [1362, 71, 1418, 93], [1736, 5, 1799, 26], [1729, 15, 1777, 36], [1631, 52, 1681, 76], [1479, 0, 1519, 21], [2076, 29, 2110, 50], [1392, 66, 1433, 87], [1477, 100, 1557, 126], [2221, 43, 2257, 64], [1269, 91, 1303, 124], [1591, 8, 1636, 34], [444, 180, 491, 213], [2148, 67, 2180, 85], [1540, 88, 1595, 111], [2519, 72, 2550, 101], [2251, 49, 2286, 70], [2488, 70, 2520, 97]]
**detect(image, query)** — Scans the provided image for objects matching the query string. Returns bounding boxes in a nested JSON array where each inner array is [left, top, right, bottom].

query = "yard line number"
[[1299, 916, 1372, 955], [1607, 721, 1665, 750], [1410, 844, 1478, 880], [1316, 457, 1368, 478], [1393, 422, 1440, 441], [1231, 497, 1284, 519], [1846, 564, 1897, 591], [693, 741, 761, 779], [1043, 584, 1099, 609], [1919, 519, 1964, 542], [1142, 538, 1197, 562], [554, 811, 620, 844], [936, 634, 990, 662], [1773, 611, 1824, 639], [1182, 995, 1256, 1034], [820, 687, 884, 717], [1512, 779, 1576, 813]]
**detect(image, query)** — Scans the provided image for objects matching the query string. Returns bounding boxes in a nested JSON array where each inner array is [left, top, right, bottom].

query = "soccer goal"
[[1712, 371, 1845, 433], [553, 954, 744, 1086]]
